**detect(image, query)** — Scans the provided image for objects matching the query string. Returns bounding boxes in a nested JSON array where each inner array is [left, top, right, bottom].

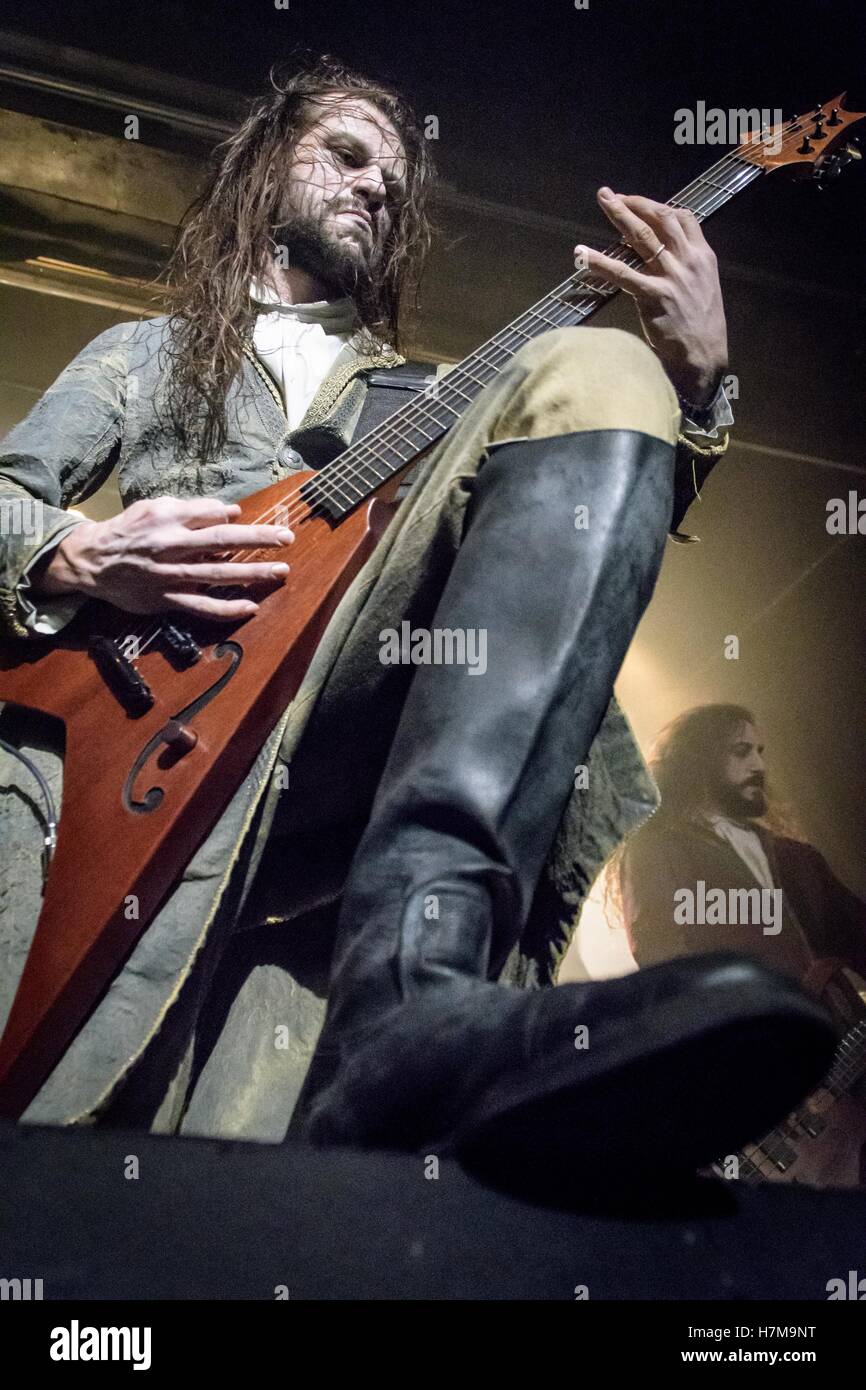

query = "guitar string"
[[120, 114, 825, 658]]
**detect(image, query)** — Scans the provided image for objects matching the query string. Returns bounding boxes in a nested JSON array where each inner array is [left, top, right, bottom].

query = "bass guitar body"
[[0, 474, 402, 1117]]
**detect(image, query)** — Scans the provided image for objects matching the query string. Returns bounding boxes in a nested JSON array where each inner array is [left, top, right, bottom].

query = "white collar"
[[707, 814, 761, 837], [249, 278, 356, 332]]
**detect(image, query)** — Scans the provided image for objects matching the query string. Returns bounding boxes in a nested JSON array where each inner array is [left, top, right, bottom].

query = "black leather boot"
[[289, 431, 835, 1182]]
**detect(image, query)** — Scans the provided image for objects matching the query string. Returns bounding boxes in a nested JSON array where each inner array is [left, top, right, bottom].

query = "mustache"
[[742, 774, 766, 790], [336, 200, 373, 226]]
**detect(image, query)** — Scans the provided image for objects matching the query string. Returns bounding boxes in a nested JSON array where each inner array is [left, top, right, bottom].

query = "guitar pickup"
[[88, 635, 154, 716], [160, 623, 202, 668]]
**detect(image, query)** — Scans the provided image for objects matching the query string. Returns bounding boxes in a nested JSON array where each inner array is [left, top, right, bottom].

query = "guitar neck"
[[305, 146, 765, 521], [733, 1015, 866, 1182], [822, 1015, 866, 1097]]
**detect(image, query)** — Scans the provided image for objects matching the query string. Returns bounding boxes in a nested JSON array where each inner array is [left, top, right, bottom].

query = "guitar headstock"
[[738, 94, 865, 183]]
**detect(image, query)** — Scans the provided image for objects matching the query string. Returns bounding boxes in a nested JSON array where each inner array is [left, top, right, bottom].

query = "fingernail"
[[277, 528, 294, 541], [599, 186, 614, 198], [271, 563, 290, 575]]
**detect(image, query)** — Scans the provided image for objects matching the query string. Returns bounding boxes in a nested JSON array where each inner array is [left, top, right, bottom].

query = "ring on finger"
[[642, 241, 667, 266]]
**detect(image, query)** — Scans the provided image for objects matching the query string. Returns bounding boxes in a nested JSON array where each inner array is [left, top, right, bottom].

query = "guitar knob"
[[827, 107, 842, 126], [161, 623, 201, 667], [163, 720, 198, 754], [797, 135, 814, 154], [812, 114, 827, 140]]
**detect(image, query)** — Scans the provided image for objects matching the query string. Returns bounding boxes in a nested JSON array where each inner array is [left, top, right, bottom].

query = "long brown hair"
[[645, 704, 804, 837], [159, 53, 436, 464]]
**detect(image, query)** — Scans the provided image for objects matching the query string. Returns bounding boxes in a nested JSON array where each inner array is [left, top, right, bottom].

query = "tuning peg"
[[827, 107, 842, 127]]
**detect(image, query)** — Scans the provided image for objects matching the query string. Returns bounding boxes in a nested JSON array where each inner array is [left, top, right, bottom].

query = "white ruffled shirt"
[[248, 280, 358, 429]]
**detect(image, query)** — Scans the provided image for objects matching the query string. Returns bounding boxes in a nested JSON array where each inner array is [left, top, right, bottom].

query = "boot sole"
[[445, 965, 837, 1190]]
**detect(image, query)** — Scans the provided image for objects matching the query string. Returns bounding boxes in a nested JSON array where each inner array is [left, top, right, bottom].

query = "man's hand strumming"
[[32, 496, 295, 622]]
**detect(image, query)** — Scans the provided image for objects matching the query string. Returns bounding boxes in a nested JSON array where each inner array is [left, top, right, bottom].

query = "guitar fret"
[[462, 358, 504, 385], [353, 455, 389, 482], [414, 398, 460, 428], [694, 174, 735, 196], [340, 474, 367, 499], [322, 478, 366, 511], [473, 342, 512, 367], [352, 463, 388, 491], [568, 280, 617, 299], [458, 362, 493, 388], [531, 307, 568, 330], [387, 418, 434, 448], [439, 379, 473, 405]]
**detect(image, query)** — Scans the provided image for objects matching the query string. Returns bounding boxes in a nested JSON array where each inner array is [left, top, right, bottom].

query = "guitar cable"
[[0, 734, 58, 889]]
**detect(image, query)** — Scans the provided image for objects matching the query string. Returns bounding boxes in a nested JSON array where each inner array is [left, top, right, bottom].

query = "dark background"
[[0, 0, 864, 941]]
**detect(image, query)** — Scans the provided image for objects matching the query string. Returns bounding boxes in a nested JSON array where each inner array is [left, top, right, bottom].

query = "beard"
[[714, 777, 768, 821], [272, 206, 387, 329]]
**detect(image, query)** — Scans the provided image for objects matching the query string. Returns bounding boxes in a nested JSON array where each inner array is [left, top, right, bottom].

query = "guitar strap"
[[286, 358, 439, 485], [352, 361, 441, 498], [355, 360, 440, 434]]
